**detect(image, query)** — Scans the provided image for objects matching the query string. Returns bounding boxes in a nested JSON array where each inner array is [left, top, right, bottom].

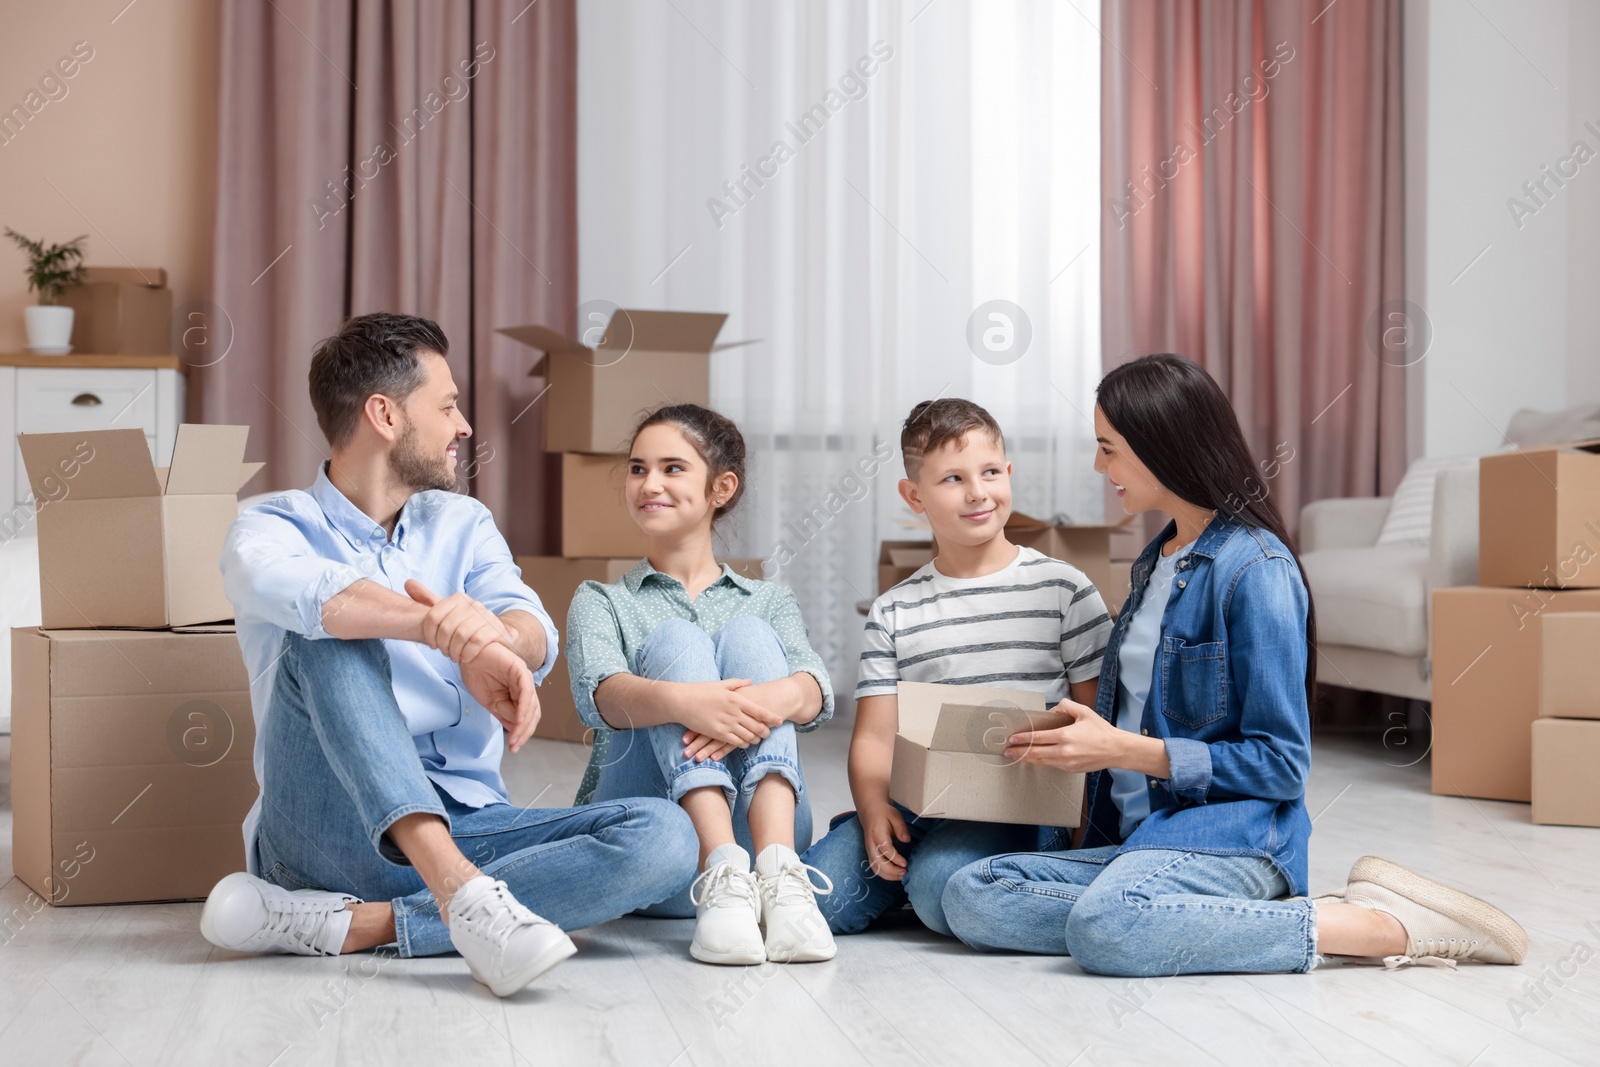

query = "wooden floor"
[[2, 720, 1598, 1067]]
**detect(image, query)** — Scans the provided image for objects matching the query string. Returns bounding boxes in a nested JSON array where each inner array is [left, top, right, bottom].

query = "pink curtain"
[[1102, 0, 1408, 535], [197, 0, 575, 553]]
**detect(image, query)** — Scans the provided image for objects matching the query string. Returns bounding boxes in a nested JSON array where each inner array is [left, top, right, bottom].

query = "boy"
[[801, 398, 1113, 936]]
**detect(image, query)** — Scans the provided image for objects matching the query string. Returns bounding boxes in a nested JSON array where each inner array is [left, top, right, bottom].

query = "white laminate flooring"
[[2, 720, 1598, 1067]]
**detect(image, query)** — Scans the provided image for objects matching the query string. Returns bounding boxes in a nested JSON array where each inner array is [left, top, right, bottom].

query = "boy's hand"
[[458, 641, 541, 754], [1002, 700, 1123, 772], [672, 679, 781, 749], [406, 580, 517, 665], [860, 801, 911, 881]]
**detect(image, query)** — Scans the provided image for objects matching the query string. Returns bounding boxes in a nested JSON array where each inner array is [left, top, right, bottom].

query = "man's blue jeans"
[[254, 632, 698, 958], [800, 805, 1044, 937], [588, 616, 811, 918], [941, 845, 1318, 974]]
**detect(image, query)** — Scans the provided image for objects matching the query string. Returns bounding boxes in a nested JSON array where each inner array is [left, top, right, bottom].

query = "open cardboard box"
[[11, 623, 257, 905], [500, 309, 757, 454], [1479, 438, 1600, 589], [932, 511, 1135, 602], [889, 681, 1083, 827], [19, 425, 261, 629], [515, 556, 765, 743]]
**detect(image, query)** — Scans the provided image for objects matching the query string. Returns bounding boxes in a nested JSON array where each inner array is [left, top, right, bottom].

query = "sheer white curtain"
[[576, 0, 1101, 692]]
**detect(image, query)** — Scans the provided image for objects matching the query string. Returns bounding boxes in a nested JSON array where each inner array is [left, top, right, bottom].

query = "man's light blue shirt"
[[220, 462, 558, 874]]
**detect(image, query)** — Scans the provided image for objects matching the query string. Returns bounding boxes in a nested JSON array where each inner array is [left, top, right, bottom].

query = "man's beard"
[[390, 419, 458, 492]]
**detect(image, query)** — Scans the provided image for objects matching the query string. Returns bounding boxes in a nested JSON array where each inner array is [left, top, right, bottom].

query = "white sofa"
[[1298, 464, 1479, 701]]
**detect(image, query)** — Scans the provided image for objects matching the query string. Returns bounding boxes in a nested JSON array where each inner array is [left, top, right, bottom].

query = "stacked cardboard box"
[[1432, 439, 1600, 804], [499, 308, 764, 744], [59, 266, 173, 354], [12, 424, 261, 904], [1532, 613, 1600, 826]]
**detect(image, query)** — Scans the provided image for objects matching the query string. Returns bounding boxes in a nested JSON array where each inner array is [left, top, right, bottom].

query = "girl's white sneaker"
[[200, 871, 358, 957], [689, 844, 766, 965], [447, 875, 577, 996], [755, 844, 836, 963]]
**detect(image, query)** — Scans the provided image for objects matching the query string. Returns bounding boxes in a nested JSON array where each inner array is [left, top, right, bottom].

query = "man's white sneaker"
[[755, 844, 836, 963], [200, 871, 358, 956], [448, 875, 577, 996], [689, 844, 765, 965], [1339, 856, 1527, 967]]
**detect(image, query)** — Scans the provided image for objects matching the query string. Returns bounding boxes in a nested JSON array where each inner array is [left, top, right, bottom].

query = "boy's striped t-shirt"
[[857, 545, 1113, 704]]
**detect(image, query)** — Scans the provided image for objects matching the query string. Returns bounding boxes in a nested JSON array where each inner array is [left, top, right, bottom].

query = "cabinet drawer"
[[16, 367, 159, 435]]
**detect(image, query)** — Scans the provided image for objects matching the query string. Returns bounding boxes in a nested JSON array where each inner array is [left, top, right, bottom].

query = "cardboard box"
[[877, 540, 934, 593], [1479, 439, 1600, 589], [1106, 560, 1134, 618], [1531, 718, 1600, 827], [933, 511, 1134, 602], [59, 270, 173, 354], [1539, 612, 1600, 719], [560, 453, 651, 559], [11, 625, 258, 905], [889, 681, 1083, 827], [515, 555, 765, 744], [500, 310, 757, 454], [1431, 585, 1600, 802], [19, 425, 261, 629]]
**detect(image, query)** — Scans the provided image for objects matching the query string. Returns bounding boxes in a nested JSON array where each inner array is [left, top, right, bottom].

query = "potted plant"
[[5, 227, 88, 354]]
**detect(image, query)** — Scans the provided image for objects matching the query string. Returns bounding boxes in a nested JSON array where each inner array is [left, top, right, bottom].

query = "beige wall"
[[0, 0, 217, 354]]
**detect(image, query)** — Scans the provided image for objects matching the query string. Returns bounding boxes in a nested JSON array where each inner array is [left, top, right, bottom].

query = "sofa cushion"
[[1375, 455, 1474, 547], [1300, 544, 1430, 657], [1506, 402, 1600, 448]]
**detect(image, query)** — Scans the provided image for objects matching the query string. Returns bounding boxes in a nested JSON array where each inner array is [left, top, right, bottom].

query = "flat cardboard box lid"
[[502, 309, 755, 375], [81, 266, 168, 287], [929, 703, 1068, 754]]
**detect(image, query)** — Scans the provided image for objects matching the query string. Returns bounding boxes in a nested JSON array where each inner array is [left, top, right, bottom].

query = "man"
[[201, 312, 695, 997]]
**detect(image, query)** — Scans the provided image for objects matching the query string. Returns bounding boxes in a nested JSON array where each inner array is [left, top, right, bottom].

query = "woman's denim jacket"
[[1080, 514, 1314, 896]]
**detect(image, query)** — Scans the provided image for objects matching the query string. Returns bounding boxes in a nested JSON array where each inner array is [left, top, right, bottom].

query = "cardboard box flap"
[[236, 461, 265, 492], [19, 429, 161, 500], [164, 425, 250, 495], [711, 338, 761, 353], [896, 681, 1046, 746], [1010, 510, 1137, 532], [929, 703, 1067, 754], [498, 324, 590, 355], [622, 310, 727, 352]]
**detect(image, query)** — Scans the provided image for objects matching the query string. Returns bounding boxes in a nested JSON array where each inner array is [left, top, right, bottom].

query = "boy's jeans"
[[588, 616, 812, 918], [941, 845, 1318, 974], [255, 632, 698, 957], [800, 805, 1044, 937]]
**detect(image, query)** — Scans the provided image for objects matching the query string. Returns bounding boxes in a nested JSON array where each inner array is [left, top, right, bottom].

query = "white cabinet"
[[0, 356, 186, 512]]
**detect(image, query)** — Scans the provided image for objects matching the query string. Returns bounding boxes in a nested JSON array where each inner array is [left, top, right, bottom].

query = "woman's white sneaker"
[[755, 844, 836, 963], [1340, 855, 1528, 967], [447, 875, 577, 996], [200, 871, 358, 956], [689, 844, 766, 965]]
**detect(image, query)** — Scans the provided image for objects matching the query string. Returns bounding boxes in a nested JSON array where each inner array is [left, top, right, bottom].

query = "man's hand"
[[1002, 700, 1129, 773], [459, 641, 541, 754], [859, 800, 911, 881], [405, 580, 516, 665]]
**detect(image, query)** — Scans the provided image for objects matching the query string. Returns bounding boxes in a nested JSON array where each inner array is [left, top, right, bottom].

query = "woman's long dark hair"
[[1097, 353, 1318, 706]]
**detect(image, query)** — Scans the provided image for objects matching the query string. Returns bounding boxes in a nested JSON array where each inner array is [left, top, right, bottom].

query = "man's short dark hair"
[[900, 397, 1005, 480], [308, 312, 449, 448]]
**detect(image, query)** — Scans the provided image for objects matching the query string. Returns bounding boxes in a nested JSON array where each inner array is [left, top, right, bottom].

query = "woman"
[[939, 354, 1526, 975], [564, 404, 837, 966]]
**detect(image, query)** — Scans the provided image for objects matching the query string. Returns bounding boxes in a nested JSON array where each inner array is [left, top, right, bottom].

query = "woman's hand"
[[1002, 700, 1133, 773], [670, 679, 782, 751]]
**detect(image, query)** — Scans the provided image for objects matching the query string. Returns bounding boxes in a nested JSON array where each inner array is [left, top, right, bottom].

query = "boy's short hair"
[[900, 398, 1005, 480]]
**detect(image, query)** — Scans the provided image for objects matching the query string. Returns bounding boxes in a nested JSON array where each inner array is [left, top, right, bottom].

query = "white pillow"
[[1375, 455, 1475, 547]]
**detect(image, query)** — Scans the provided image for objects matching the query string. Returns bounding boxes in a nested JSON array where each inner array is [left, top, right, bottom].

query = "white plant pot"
[[24, 305, 75, 353]]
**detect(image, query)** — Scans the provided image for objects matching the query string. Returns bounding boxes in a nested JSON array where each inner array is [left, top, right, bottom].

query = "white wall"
[[1410, 0, 1600, 457]]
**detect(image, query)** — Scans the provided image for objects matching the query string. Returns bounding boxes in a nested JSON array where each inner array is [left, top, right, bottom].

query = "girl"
[[564, 404, 838, 965], [940, 353, 1526, 975]]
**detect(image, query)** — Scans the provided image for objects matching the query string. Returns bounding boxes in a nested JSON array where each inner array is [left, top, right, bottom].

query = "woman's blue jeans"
[[941, 845, 1318, 975], [588, 615, 812, 918], [254, 632, 699, 957]]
